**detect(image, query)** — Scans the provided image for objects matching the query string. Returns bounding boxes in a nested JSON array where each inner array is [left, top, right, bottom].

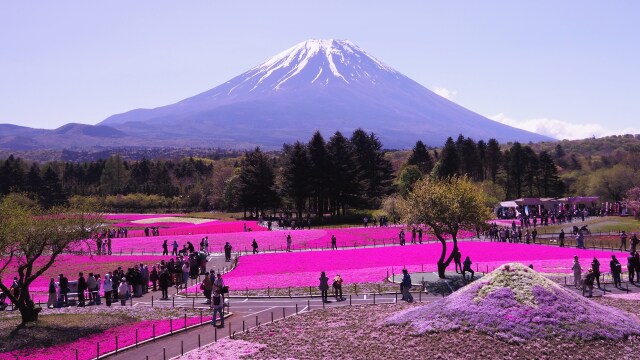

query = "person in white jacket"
[[118, 280, 129, 306], [571, 255, 582, 289], [103, 273, 113, 307]]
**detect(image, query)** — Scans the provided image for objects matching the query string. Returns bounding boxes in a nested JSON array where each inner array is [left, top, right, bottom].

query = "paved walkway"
[[107, 291, 437, 360]]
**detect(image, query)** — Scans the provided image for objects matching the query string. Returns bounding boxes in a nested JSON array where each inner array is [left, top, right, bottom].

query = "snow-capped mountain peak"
[[214, 39, 401, 96]]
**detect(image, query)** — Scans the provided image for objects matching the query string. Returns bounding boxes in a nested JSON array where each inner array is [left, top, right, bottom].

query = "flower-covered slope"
[[387, 263, 640, 343]]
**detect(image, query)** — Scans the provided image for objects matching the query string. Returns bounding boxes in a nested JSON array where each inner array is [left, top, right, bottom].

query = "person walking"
[[453, 249, 462, 274], [150, 266, 158, 292], [462, 256, 475, 280], [632, 234, 640, 253], [162, 240, 169, 256], [58, 274, 69, 306], [401, 269, 413, 303], [331, 235, 337, 250], [118, 279, 128, 306], [103, 273, 113, 307], [211, 289, 224, 328], [224, 242, 232, 262], [591, 257, 601, 288], [532, 228, 538, 243], [418, 227, 423, 244], [202, 272, 213, 304], [628, 252, 637, 284], [559, 229, 565, 247], [172, 240, 179, 256], [77, 272, 87, 307], [47, 278, 58, 309], [620, 231, 628, 251], [571, 256, 582, 289], [319, 272, 329, 303], [399, 229, 405, 246], [286, 234, 292, 252], [159, 268, 170, 300], [610, 255, 622, 288], [251, 239, 259, 254], [411, 227, 417, 244]]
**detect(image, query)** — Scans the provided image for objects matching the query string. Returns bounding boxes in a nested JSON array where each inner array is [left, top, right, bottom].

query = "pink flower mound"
[[0, 316, 210, 360], [223, 242, 629, 290], [178, 338, 266, 360], [386, 263, 640, 343]]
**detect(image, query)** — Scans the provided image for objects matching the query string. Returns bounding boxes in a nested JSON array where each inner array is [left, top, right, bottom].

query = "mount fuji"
[[2, 39, 552, 151]]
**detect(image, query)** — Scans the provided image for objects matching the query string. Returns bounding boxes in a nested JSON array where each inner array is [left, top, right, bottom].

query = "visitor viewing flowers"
[[610, 255, 622, 288], [211, 289, 224, 328], [103, 273, 113, 307], [332, 274, 344, 301], [118, 279, 129, 306], [591, 257, 601, 288], [572, 255, 582, 289], [252, 239, 259, 254], [319, 271, 329, 303], [462, 256, 475, 280], [401, 269, 413, 303], [47, 278, 57, 309]]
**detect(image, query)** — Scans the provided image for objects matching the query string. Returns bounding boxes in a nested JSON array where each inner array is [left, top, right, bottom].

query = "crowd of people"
[[571, 252, 640, 297]]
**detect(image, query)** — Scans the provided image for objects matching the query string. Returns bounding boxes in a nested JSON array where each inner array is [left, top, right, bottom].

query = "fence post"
[[200, 309, 203, 325], [135, 329, 138, 347], [96, 342, 100, 360], [75, 349, 78, 360], [170, 318, 173, 334], [256, 315, 259, 327], [153, 324, 156, 341], [184, 313, 187, 329], [163, 348, 166, 360], [198, 334, 201, 348], [296, 303, 298, 314], [215, 327, 217, 342], [271, 311, 274, 323], [181, 340, 184, 356], [283, 307, 285, 319], [151, 296, 154, 307], [373, 293, 376, 304], [349, 295, 352, 306]]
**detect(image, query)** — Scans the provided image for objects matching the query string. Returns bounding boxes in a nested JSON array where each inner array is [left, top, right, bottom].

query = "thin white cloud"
[[488, 113, 639, 140], [432, 86, 457, 100]]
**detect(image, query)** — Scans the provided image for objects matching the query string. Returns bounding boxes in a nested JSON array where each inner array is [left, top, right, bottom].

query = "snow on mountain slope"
[[95, 39, 554, 148]]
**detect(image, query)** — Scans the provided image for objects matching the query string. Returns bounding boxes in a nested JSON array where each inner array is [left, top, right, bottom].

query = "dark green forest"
[[2, 132, 639, 214]]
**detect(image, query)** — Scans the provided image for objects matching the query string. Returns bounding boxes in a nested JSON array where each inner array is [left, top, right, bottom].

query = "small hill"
[[386, 263, 640, 343]]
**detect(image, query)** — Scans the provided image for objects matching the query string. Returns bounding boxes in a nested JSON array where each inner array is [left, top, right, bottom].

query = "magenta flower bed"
[[0, 315, 212, 360], [3, 255, 172, 302], [221, 242, 629, 290], [88, 226, 472, 254], [109, 220, 267, 237]]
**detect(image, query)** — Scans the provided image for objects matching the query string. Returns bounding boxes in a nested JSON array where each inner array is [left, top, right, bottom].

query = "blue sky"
[[1, 1, 639, 139]]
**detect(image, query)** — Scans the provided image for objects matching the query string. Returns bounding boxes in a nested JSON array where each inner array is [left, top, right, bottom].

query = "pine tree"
[[350, 129, 394, 207], [407, 140, 434, 174], [280, 141, 311, 219], [40, 166, 67, 208], [307, 131, 329, 216], [435, 137, 459, 178], [238, 148, 279, 217], [486, 139, 501, 183], [326, 131, 358, 216]]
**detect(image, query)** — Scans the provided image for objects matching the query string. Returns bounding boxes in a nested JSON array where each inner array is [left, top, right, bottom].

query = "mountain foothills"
[[0, 39, 552, 151]]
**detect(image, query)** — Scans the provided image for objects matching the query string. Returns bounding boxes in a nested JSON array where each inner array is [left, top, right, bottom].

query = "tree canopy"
[[401, 176, 491, 278], [0, 194, 104, 324]]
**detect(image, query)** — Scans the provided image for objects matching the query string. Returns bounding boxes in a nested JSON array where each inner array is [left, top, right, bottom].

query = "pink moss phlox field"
[[386, 263, 640, 343], [4, 255, 172, 301], [87, 226, 473, 254], [0, 316, 211, 360], [221, 242, 629, 290], [105, 220, 266, 238], [178, 338, 266, 360]]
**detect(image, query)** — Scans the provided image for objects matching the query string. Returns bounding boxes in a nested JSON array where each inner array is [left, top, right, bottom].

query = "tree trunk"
[[18, 289, 41, 324], [437, 262, 447, 279]]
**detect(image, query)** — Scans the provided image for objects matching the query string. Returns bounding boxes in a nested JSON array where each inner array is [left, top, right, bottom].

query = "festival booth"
[[556, 196, 600, 213]]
